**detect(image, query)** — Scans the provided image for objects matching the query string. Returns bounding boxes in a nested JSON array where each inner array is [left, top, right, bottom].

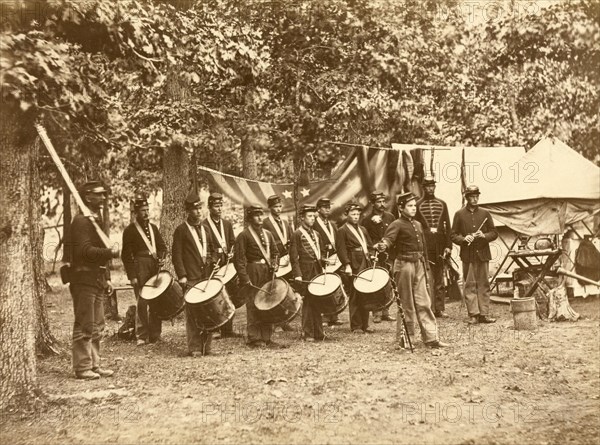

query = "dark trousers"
[[185, 305, 213, 354], [463, 261, 491, 317], [134, 256, 162, 342], [70, 283, 105, 372], [245, 263, 273, 343], [429, 256, 446, 314], [343, 273, 369, 331], [302, 296, 324, 340]]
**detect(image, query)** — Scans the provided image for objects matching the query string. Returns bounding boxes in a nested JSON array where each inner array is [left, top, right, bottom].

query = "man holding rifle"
[[451, 185, 498, 324]]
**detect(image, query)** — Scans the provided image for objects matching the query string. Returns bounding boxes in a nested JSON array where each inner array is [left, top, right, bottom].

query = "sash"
[[248, 226, 271, 263], [207, 218, 227, 252], [268, 215, 288, 245], [316, 217, 335, 247], [185, 222, 207, 261], [133, 220, 157, 258], [346, 223, 369, 256], [299, 227, 321, 260]]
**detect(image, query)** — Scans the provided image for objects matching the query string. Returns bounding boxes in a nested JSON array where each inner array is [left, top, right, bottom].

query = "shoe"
[[91, 368, 114, 377], [136, 339, 147, 346], [328, 320, 344, 326], [467, 316, 479, 325], [363, 328, 375, 334], [382, 315, 396, 321], [352, 329, 364, 334], [435, 311, 448, 318], [304, 337, 316, 343], [266, 341, 288, 349], [190, 351, 204, 357], [281, 323, 295, 332], [75, 370, 100, 380], [479, 315, 497, 324], [247, 341, 267, 349], [373, 317, 382, 324], [426, 340, 449, 348]]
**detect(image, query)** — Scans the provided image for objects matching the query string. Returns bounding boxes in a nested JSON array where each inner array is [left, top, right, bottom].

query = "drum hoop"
[[185, 279, 224, 304], [255, 278, 291, 310], [353, 267, 390, 292], [307, 273, 342, 296], [140, 271, 173, 300]]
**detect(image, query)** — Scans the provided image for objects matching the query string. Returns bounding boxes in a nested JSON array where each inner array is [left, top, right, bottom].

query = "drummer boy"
[[290, 205, 327, 342], [336, 202, 376, 334]]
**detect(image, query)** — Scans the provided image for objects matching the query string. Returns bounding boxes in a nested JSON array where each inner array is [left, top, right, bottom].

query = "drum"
[[185, 279, 235, 331], [324, 254, 342, 273], [254, 278, 301, 324], [140, 271, 185, 320], [307, 273, 348, 316], [353, 267, 394, 311], [275, 254, 293, 278], [214, 263, 244, 308]]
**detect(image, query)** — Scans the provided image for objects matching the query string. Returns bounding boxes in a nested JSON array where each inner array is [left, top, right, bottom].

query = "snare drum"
[[275, 254, 292, 278], [185, 279, 235, 331], [324, 254, 342, 273], [140, 271, 185, 320], [353, 267, 394, 311], [214, 263, 244, 308], [307, 273, 348, 316], [254, 278, 301, 324]]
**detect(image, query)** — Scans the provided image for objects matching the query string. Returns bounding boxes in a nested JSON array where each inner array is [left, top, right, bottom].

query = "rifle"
[[391, 279, 413, 352]]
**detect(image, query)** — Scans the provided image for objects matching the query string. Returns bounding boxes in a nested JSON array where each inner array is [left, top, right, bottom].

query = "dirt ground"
[[2, 267, 599, 445]]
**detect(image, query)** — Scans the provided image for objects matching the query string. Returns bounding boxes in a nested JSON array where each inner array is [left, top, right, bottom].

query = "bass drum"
[[254, 278, 301, 324], [353, 267, 394, 312], [185, 279, 235, 331], [307, 273, 348, 316], [140, 271, 185, 320], [214, 262, 245, 308]]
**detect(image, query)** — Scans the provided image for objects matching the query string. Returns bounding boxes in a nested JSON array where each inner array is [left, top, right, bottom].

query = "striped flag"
[[198, 146, 414, 220]]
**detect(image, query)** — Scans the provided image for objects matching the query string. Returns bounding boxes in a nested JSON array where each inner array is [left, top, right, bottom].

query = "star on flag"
[[300, 188, 311, 197], [282, 189, 293, 199]]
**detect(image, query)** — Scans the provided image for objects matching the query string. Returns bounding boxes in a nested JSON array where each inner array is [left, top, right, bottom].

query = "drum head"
[[140, 271, 172, 300], [275, 263, 292, 278], [308, 273, 342, 297], [214, 263, 237, 284], [353, 267, 390, 293], [325, 254, 342, 273], [255, 279, 288, 310], [185, 279, 223, 304]]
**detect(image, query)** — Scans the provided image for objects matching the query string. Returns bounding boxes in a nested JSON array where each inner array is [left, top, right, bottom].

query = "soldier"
[[313, 197, 343, 327], [336, 202, 375, 334], [68, 181, 119, 379], [361, 191, 397, 324], [121, 193, 167, 346], [172, 190, 218, 357], [262, 194, 294, 332], [415, 176, 452, 318], [234, 206, 286, 349], [379, 192, 448, 348], [290, 205, 327, 342], [451, 185, 498, 324], [202, 192, 243, 339]]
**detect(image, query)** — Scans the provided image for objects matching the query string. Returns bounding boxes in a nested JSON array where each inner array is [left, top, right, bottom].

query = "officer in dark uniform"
[[68, 181, 119, 379], [415, 176, 452, 318], [313, 197, 343, 327], [172, 190, 219, 356], [361, 191, 396, 323], [121, 193, 167, 346], [202, 192, 243, 339], [234, 206, 286, 349]]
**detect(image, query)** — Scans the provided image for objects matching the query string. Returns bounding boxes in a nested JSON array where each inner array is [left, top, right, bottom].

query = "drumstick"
[[201, 258, 221, 292], [467, 217, 488, 246], [369, 251, 379, 281]]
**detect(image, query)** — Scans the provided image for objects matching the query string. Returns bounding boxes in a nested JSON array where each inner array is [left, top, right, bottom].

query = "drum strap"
[[248, 226, 271, 263], [134, 220, 157, 259], [185, 222, 207, 262], [316, 217, 335, 247], [299, 227, 321, 260], [207, 217, 227, 252], [346, 224, 369, 258], [268, 215, 288, 246]]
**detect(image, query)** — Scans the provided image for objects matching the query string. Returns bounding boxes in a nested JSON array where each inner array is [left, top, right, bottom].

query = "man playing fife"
[[172, 190, 219, 357], [379, 192, 448, 348], [451, 185, 498, 324], [234, 206, 286, 349], [415, 176, 452, 318], [122, 193, 167, 346], [262, 194, 294, 332], [336, 202, 375, 334], [313, 197, 343, 327], [361, 191, 396, 323], [202, 192, 243, 339], [290, 205, 328, 342]]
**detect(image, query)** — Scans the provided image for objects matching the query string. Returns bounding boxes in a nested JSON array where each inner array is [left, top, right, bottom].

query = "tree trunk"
[[61, 186, 71, 262], [241, 134, 258, 227], [160, 141, 191, 272], [0, 106, 39, 410], [31, 139, 60, 356]]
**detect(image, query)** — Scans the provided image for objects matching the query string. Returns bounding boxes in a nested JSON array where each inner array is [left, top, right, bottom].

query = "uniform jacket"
[[233, 227, 280, 285], [382, 215, 428, 262], [313, 216, 338, 257], [121, 221, 167, 280], [415, 196, 452, 254], [202, 217, 236, 265], [451, 206, 498, 262], [172, 221, 217, 282], [336, 223, 374, 272], [289, 227, 324, 281], [262, 215, 293, 256]]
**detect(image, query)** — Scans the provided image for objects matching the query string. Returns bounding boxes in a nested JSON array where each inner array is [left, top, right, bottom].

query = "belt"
[[351, 248, 364, 252], [72, 265, 106, 273], [397, 252, 424, 262], [135, 250, 155, 258], [249, 259, 267, 264]]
